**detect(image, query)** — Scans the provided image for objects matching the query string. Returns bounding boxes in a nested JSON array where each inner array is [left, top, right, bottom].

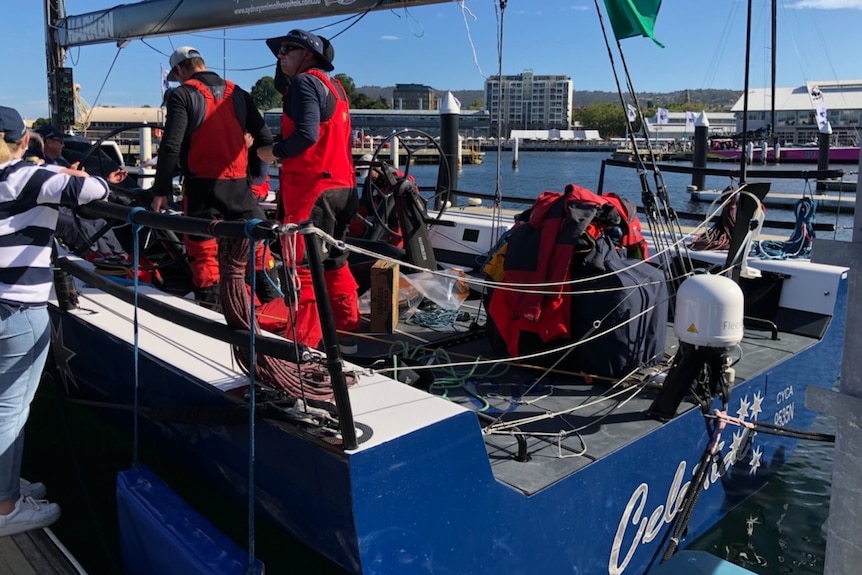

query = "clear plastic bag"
[[358, 273, 425, 319], [401, 268, 469, 312]]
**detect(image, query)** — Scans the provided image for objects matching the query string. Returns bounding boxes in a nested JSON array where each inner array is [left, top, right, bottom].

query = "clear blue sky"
[[4, 0, 862, 121]]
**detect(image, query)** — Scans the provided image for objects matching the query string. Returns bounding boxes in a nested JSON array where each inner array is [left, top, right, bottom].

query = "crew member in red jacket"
[[257, 30, 359, 348], [152, 47, 274, 307]]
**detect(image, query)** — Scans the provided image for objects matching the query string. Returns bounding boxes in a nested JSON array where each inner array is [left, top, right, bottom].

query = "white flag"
[[656, 108, 670, 125], [815, 105, 829, 130], [685, 111, 696, 129], [810, 84, 824, 104], [626, 104, 637, 122], [160, 65, 170, 98]]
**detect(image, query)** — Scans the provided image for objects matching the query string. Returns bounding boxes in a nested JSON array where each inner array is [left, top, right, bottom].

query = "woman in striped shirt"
[[0, 106, 118, 536]]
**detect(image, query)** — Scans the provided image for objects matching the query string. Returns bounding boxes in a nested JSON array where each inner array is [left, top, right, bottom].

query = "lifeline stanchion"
[[300, 221, 358, 449]]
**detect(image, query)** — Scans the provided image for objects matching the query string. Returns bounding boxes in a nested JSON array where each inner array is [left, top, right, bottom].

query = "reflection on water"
[[690, 415, 835, 574]]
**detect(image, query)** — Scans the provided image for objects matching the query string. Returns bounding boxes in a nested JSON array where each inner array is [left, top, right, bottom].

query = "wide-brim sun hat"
[[265, 29, 334, 72]]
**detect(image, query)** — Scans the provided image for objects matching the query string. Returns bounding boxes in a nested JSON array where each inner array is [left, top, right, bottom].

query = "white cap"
[[167, 47, 203, 81]]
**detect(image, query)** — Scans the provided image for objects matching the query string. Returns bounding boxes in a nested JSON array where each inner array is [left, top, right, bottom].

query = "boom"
[[56, 0, 454, 48]]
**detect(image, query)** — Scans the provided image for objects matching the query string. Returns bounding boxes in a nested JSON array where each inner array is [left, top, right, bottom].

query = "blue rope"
[[127, 206, 145, 467], [243, 220, 259, 574], [754, 195, 817, 259], [406, 309, 460, 328]]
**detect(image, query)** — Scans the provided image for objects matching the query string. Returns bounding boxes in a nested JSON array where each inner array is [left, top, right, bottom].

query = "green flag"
[[604, 0, 664, 47]]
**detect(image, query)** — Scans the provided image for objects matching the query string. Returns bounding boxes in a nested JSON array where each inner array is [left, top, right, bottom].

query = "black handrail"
[[55, 256, 311, 363], [78, 201, 282, 241]]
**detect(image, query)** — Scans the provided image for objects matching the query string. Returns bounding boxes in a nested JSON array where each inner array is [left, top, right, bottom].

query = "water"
[[24, 150, 846, 574], [412, 150, 856, 242]]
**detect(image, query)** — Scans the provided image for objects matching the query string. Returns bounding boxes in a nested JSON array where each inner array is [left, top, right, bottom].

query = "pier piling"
[[690, 112, 709, 191], [807, 147, 862, 575]]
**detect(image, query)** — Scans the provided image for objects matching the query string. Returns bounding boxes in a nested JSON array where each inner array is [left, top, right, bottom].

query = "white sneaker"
[[0, 496, 61, 537], [20, 478, 47, 500]]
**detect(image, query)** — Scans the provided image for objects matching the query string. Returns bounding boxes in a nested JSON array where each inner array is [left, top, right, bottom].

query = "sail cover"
[[57, 0, 450, 47]]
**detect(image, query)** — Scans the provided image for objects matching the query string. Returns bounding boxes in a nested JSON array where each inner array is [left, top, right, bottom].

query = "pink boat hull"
[[707, 146, 860, 164]]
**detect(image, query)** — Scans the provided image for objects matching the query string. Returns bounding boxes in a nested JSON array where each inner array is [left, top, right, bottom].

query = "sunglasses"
[[278, 44, 304, 56]]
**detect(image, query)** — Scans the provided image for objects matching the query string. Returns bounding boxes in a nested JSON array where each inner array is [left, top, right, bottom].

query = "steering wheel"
[[75, 123, 163, 177], [357, 128, 453, 238]]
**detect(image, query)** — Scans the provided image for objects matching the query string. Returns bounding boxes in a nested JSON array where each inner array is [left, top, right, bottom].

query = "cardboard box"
[[370, 260, 400, 333]]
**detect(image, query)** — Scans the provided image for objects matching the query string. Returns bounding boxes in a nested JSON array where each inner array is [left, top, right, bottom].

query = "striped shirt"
[[0, 159, 109, 304]]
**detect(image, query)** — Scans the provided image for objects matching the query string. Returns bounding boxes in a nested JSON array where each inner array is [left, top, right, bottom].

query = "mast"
[[45, 0, 75, 131], [739, 0, 754, 183], [770, 0, 777, 147]]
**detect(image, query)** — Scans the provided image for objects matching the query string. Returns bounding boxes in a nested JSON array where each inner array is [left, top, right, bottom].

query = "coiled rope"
[[218, 236, 342, 401], [754, 194, 817, 259]]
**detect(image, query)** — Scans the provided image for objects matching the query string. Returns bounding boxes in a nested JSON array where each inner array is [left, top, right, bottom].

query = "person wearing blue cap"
[[33, 125, 70, 167], [0, 105, 114, 536], [257, 30, 360, 350]]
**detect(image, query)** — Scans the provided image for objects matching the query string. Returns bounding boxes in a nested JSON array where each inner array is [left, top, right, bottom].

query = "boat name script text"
[[608, 437, 752, 575]]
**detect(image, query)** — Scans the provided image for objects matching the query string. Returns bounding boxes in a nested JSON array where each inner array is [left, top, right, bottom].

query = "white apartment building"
[[485, 70, 573, 137]]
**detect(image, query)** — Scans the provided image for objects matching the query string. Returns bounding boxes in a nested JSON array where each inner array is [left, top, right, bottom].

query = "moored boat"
[[40, 1, 850, 574]]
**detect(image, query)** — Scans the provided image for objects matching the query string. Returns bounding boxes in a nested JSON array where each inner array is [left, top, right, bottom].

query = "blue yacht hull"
[[46, 273, 846, 575]]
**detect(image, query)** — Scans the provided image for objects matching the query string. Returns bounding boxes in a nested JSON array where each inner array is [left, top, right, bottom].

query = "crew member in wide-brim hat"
[[256, 29, 359, 350], [265, 29, 334, 72]]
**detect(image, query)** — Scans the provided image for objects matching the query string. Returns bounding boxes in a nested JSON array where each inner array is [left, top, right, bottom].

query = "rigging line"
[[491, 0, 507, 254], [392, 0, 426, 37], [83, 47, 123, 131], [485, 379, 650, 433], [457, 0, 487, 79], [590, 0, 677, 270], [145, 0, 187, 37], [129, 211, 143, 468], [245, 238, 258, 573], [700, 1, 742, 90], [375, 301, 663, 375], [330, 0, 384, 39]]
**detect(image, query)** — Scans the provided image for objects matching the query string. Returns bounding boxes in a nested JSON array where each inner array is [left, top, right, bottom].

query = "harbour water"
[[24, 150, 845, 574]]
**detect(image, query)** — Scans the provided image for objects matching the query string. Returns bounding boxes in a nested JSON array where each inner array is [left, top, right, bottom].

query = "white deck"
[[52, 280, 467, 454]]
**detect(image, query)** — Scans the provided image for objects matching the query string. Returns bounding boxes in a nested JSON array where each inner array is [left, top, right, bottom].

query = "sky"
[[4, 0, 862, 121]]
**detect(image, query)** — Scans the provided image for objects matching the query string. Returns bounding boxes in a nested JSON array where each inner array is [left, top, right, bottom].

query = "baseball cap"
[[0, 106, 27, 143], [167, 46, 204, 81], [36, 124, 65, 141]]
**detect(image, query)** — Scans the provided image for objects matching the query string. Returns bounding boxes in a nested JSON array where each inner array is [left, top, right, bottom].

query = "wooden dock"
[[0, 528, 85, 574]]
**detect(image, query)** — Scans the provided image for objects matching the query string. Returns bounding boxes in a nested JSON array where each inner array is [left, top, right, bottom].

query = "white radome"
[[674, 274, 745, 348]]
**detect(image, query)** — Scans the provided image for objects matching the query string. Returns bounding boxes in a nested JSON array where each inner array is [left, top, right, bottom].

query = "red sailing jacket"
[[184, 78, 247, 180], [488, 184, 648, 357], [278, 70, 354, 212]]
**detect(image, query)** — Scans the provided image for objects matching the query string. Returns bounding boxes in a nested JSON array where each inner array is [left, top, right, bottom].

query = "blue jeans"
[[0, 302, 50, 502]]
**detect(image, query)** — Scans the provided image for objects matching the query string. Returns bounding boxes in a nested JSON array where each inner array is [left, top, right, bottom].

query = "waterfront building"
[[644, 111, 737, 141], [73, 106, 165, 145], [484, 70, 573, 137], [731, 79, 862, 145], [392, 83, 437, 110]]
